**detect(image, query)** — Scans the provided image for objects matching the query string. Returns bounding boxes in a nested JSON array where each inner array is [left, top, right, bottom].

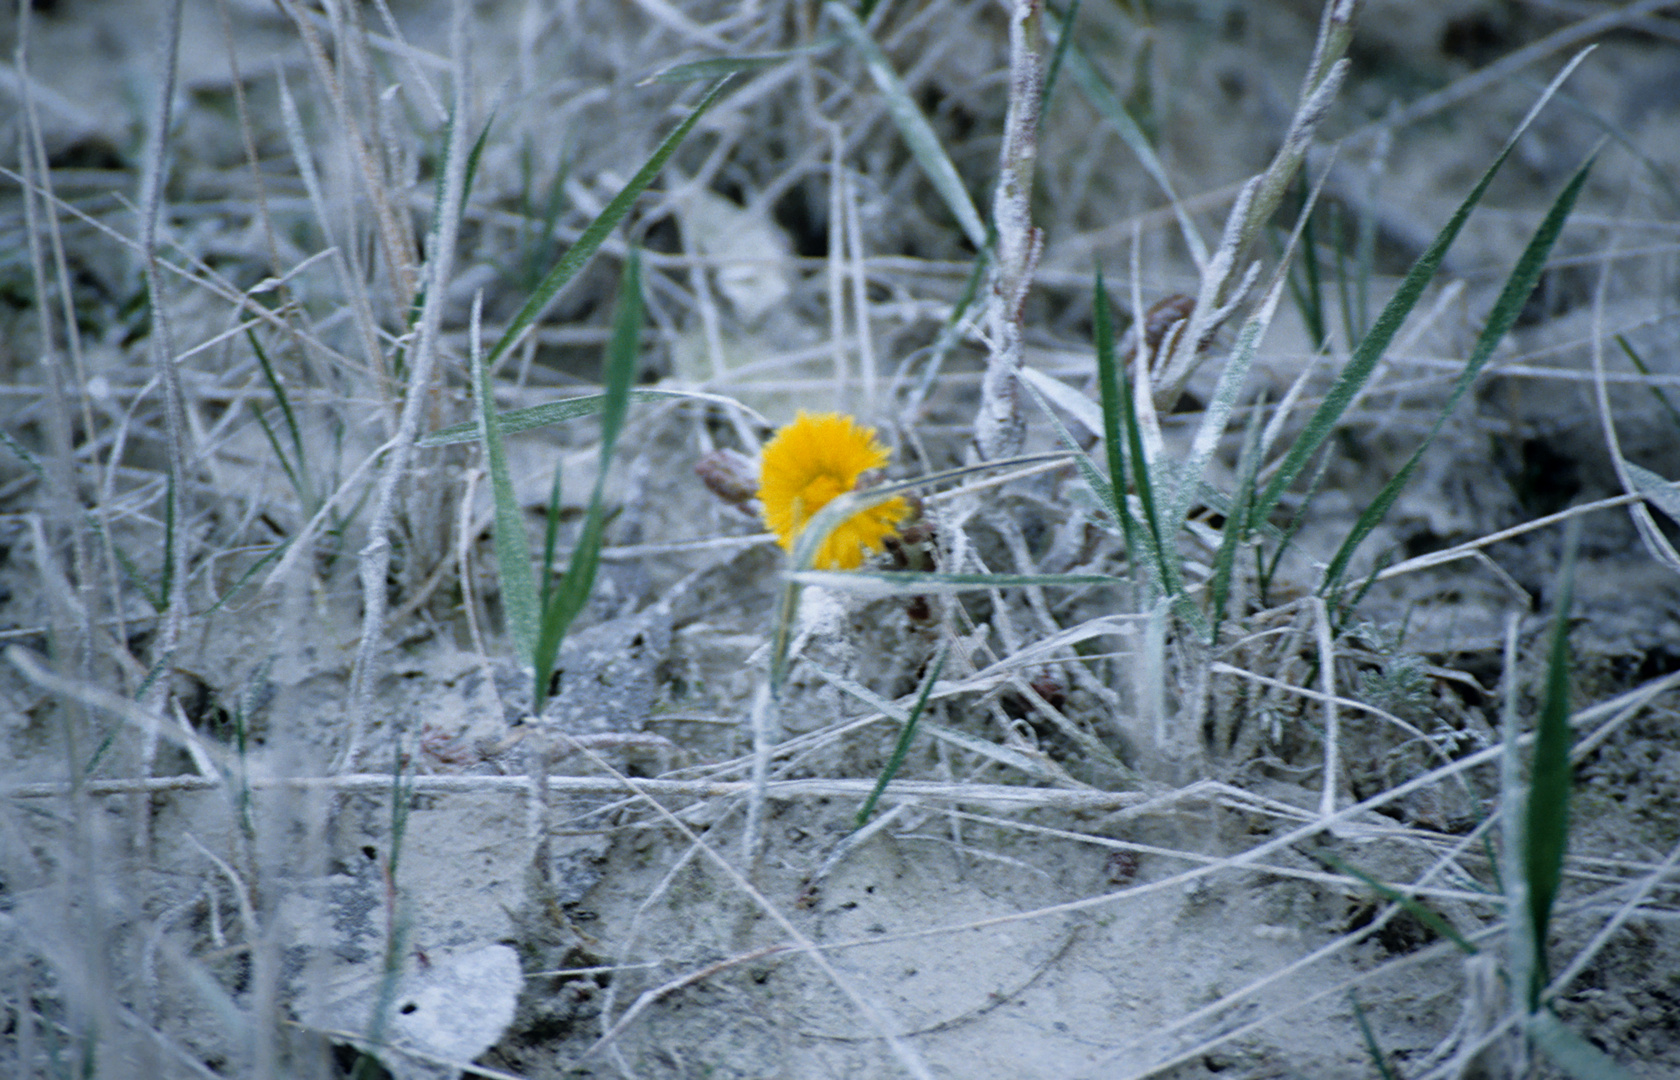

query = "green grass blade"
[[1259, 441, 1335, 600], [642, 38, 839, 84], [418, 387, 760, 446], [1019, 368, 1130, 546], [1614, 333, 1680, 433], [1330, 203, 1372, 351], [1314, 847, 1477, 955], [1209, 400, 1265, 635], [1089, 272, 1209, 637], [1351, 196, 1378, 344], [203, 540, 291, 615], [856, 645, 948, 827], [1251, 116, 1571, 532], [0, 427, 43, 474], [160, 470, 176, 608], [531, 249, 644, 709], [1278, 185, 1326, 350], [1482, 833, 1505, 896], [540, 464, 563, 614], [484, 78, 731, 372], [1091, 270, 1140, 562], [902, 236, 991, 413], [1116, 313, 1173, 592], [1349, 993, 1401, 1080], [1527, 1010, 1637, 1080], [1318, 155, 1596, 596], [1526, 520, 1579, 1010], [458, 113, 494, 230], [1040, 0, 1080, 121], [475, 313, 539, 662], [1021, 370, 1200, 625], [1061, 41, 1206, 267], [828, 2, 988, 250], [1331, 551, 1395, 637], [1626, 462, 1680, 524], [111, 538, 164, 613], [247, 330, 311, 497], [249, 402, 306, 507], [1167, 214, 1298, 533]]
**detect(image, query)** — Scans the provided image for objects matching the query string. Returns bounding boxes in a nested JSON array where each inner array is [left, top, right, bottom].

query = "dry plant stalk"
[[1151, 0, 1357, 412], [138, 0, 193, 685], [343, 8, 473, 769], [974, 0, 1046, 461]]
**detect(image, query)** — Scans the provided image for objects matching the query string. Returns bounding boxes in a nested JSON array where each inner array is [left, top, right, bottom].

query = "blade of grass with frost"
[[828, 2, 987, 251], [359, 750, 416, 1077], [112, 535, 164, 613], [248, 329, 313, 508], [1060, 35, 1205, 268], [203, 541, 290, 615], [1330, 203, 1374, 349], [1626, 462, 1680, 524], [1318, 155, 1595, 598], [531, 249, 642, 711], [160, 470, 176, 611], [642, 38, 840, 84], [856, 645, 948, 827], [1250, 51, 1594, 533], [1280, 195, 1327, 350], [1035, 313, 1213, 638], [1352, 196, 1378, 343], [1090, 270, 1141, 565], [484, 77, 731, 371], [457, 112, 493, 230], [1614, 334, 1680, 432], [1039, 0, 1079, 121], [1096, 274, 1179, 601], [1019, 368, 1141, 569], [1311, 847, 1477, 955], [539, 465, 562, 617], [1259, 442, 1334, 599], [1528, 1010, 1638, 1080], [249, 403, 304, 512], [900, 230, 992, 420], [1209, 400, 1264, 635], [418, 387, 764, 446], [1525, 521, 1578, 1012], [1166, 164, 1309, 536], [1348, 994, 1401, 1080], [474, 303, 538, 662]]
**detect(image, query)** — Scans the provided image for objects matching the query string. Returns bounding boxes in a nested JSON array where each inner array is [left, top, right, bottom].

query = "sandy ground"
[[3, 1, 1679, 1078]]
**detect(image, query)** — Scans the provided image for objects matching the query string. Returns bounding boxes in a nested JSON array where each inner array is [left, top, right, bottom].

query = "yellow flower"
[[759, 411, 909, 570]]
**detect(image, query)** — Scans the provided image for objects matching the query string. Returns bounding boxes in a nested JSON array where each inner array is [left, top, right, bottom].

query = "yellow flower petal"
[[759, 411, 909, 570]]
